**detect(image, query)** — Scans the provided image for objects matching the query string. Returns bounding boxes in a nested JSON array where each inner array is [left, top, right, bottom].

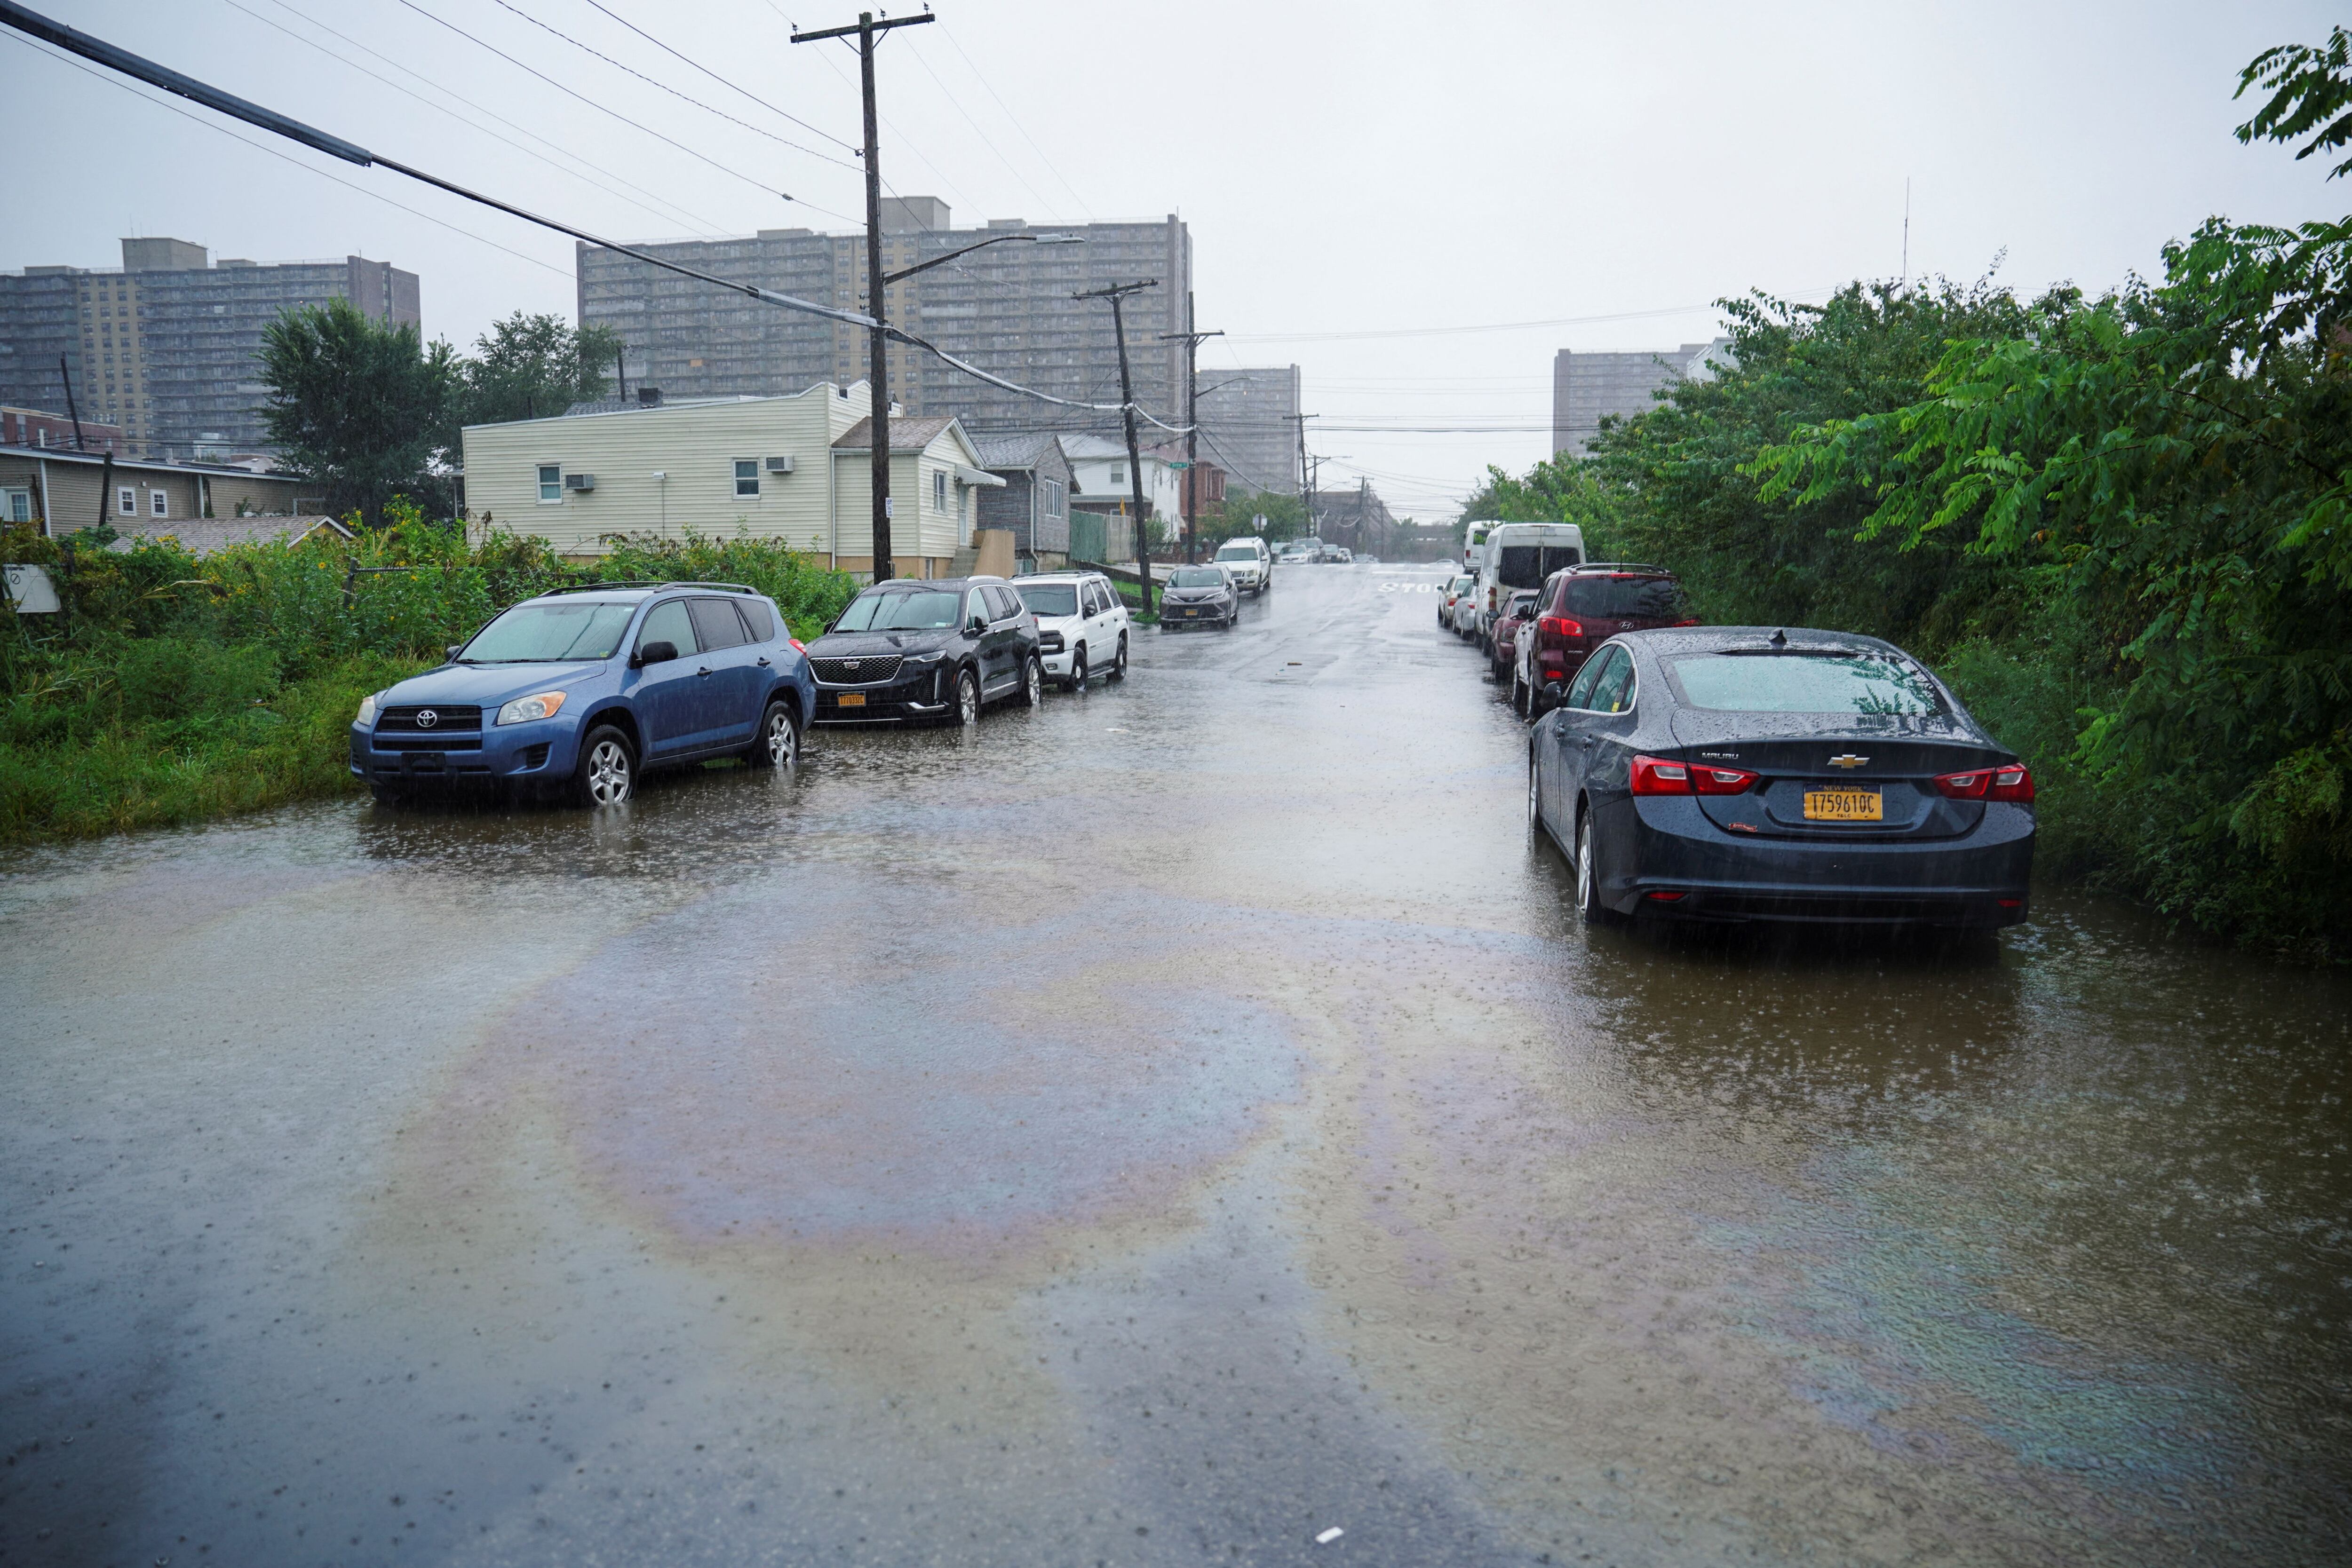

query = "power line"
[[900, 33, 1062, 221], [489, 0, 862, 174], [934, 21, 1095, 223], [385, 0, 834, 215], [578, 0, 859, 154], [1226, 293, 1834, 343], [218, 0, 729, 238]]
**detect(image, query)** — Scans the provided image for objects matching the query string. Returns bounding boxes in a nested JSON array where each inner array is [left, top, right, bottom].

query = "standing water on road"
[[4, 567, 2346, 1566]]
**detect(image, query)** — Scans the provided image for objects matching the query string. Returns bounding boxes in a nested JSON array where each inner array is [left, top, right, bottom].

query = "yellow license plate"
[[835, 692, 866, 708], [1804, 788, 1882, 822]]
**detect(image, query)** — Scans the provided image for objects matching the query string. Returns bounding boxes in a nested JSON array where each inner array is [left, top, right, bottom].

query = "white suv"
[[1012, 571, 1132, 690], [1211, 535, 1274, 594]]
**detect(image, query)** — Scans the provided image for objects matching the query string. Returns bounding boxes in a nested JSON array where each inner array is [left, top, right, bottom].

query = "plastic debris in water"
[[1316, 1527, 1344, 1544]]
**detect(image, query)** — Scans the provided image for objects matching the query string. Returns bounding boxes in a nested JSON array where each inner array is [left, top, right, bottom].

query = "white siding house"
[[1062, 433, 1183, 556], [461, 383, 1003, 579]]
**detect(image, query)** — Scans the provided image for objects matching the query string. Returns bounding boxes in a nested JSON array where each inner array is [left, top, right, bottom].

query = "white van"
[[1462, 519, 1500, 573], [1473, 523, 1584, 651]]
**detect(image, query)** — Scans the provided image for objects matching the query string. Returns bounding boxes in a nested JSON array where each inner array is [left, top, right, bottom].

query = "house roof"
[[104, 515, 355, 555], [971, 432, 1068, 471], [0, 443, 301, 480], [830, 414, 960, 451]]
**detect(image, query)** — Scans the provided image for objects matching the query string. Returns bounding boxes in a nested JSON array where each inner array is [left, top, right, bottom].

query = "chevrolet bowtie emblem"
[[1828, 753, 1868, 768]]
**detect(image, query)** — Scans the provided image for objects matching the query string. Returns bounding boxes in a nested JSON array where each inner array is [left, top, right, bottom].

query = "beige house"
[[0, 446, 310, 535], [460, 382, 1002, 579]]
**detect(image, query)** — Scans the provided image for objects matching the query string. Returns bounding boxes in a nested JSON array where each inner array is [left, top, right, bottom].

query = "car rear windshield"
[[1017, 584, 1079, 617], [1169, 568, 1226, 587], [1560, 575, 1691, 619], [836, 589, 963, 631], [461, 602, 635, 662], [1496, 543, 1582, 588], [1669, 652, 1945, 716]]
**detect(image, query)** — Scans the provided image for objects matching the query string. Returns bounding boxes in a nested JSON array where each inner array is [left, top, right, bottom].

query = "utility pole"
[[614, 345, 626, 404], [58, 356, 86, 450], [792, 7, 932, 583], [1292, 411, 1315, 541], [1075, 279, 1159, 617], [1159, 298, 1220, 563]]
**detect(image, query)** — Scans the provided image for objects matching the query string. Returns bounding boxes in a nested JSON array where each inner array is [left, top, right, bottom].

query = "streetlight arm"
[[882, 233, 1080, 285]]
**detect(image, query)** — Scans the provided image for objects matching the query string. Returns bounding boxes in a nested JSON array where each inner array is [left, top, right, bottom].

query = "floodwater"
[[3, 565, 2347, 1567]]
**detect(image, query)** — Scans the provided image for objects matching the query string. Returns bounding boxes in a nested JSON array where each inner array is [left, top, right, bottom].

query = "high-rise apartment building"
[[1550, 339, 1731, 457], [1194, 364, 1300, 496], [0, 238, 419, 460], [576, 200, 1190, 442]]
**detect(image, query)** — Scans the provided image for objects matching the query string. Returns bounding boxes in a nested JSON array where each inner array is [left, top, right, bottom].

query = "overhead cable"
[[383, 0, 835, 214], [936, 22, 1096, 222], [488, 0, 862, 174], [0, 0, 1185, 425], [219, 0, 729, 237], [578, 0, 858, 155]]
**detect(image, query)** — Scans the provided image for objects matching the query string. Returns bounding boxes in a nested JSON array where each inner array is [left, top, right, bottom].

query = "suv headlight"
[[355, 692, 380, 728], [495, 691, 569, 726], [902, 649, 945, 664]]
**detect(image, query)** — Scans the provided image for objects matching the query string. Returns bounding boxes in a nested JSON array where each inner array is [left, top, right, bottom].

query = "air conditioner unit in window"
[[764, 456, 795, 474], [564, 473, 596, 491]]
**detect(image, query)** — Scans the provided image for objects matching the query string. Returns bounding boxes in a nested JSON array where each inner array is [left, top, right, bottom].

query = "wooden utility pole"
[[1076, 279, 1159, 617], [792, 7, 932, 582], [1160, 300, 1221, 564]]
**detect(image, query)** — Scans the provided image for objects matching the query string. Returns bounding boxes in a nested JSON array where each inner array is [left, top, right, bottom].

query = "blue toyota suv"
[[350, 582, 816, 808]]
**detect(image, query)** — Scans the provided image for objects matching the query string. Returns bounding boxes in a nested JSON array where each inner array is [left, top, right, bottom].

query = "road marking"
[[1316, 1527, 1345, 1544]]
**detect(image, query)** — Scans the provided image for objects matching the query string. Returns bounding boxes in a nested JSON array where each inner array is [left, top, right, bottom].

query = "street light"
[[881, 232, 1082, 286]]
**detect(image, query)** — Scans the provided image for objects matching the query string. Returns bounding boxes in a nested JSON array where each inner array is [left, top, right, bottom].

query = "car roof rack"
[[538, 579, 761, 596], [1568, 562, 1675, 575]]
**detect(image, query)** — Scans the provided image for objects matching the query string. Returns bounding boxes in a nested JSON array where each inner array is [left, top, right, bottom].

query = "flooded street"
[[4, 563, 2348, 1567]]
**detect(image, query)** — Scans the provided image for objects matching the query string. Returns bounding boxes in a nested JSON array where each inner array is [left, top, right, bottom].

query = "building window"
[[2, 488, 29, 524], [151, 490, 169, 518], [933, 470, 947, 513], [538, 464, 562, 503], [118, 487, 135, 516], [1042, 478, 1065, 518], [734, 459, 760, 498], [1109, 465, 1125, 485]]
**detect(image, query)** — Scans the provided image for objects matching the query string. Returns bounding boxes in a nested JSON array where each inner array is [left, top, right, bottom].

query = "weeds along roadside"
[[0, 503, 860, 846]]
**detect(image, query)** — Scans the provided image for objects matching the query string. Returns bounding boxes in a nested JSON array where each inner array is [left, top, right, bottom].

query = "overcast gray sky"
[[6, 0, 2343, 519]]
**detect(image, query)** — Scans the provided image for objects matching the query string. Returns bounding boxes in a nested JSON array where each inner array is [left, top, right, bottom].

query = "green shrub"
[[115, 637, 279, 723]]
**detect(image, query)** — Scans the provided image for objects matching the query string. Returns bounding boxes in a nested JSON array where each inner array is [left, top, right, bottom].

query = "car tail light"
[[1630, 754, 1757, 796], [1538, 615, 1584, 640], [1645, 890, 1687, 903], [1934, 764, 2035, 803]]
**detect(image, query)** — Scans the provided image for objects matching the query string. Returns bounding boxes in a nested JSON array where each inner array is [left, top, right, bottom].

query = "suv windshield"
[[1017, 584, 1079, 618], [1561, 575, 1691, 619], [1669, 652, 1944, 716], [1169, 568, 1226, 587], [1214, 544, 1257, 560], [460, 601, 636, 662], [836, 589, 964, 632]]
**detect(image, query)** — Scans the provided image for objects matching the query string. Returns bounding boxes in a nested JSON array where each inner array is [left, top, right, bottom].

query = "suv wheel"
[[747, 700, 799, 768], [1109, 634, 1128, 681], [1527, 749, 1543, 832], [571, 725, 636, 808], [1511, 670, 1529, 717], [955, 667, 981, 725], [1020, 654, 1043, 707], [1065, 648, 1088, 692]]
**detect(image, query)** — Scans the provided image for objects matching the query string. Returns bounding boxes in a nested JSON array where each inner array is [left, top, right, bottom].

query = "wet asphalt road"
[[4, 563, 2350, 1568]]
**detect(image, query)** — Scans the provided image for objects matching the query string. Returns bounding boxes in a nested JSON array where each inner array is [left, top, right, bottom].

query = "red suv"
[[1512, 564, 1696, 717]]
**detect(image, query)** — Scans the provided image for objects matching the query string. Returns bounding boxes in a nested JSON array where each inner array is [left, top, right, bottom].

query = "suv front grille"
[[811, 655, 905, 685], [377, 705, 482, 733]]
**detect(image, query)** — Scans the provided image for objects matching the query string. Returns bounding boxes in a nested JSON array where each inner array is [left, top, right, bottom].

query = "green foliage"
[[460, 312, 627, 432], [1458, 455, 1631, 557], [259, 298, 461, 523], [1198, 490, 1310, 544], [0, 509, 858, 844], [2236, 24, 2352, 179]]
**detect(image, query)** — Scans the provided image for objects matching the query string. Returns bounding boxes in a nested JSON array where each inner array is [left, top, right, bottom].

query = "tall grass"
[[0, 505, 860, 845]]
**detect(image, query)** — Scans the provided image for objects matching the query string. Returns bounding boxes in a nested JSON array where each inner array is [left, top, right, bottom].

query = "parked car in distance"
[[1488, 588, 1541, 686], [1014, 570, 1131, 689], [1212, 536, 1274, 594], [1439, 573, 1475, 628], [1472, 522, 1585, 652], [350, 581, 814, 809], [1527, 626, 2034, 928], [1160, 564, 1241, 629], [1516, 564, 1696, 717], [806, 576, 1042, 725], [1448, 575, 1485, 638], [1277, 544, 1315, 565]]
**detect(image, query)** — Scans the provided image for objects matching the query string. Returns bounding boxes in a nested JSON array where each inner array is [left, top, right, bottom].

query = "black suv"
[[806, 576, 1044, 725]]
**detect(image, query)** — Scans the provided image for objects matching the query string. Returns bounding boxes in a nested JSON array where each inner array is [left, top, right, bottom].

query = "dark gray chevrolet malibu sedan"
[[1528, 626, 2035, 927]]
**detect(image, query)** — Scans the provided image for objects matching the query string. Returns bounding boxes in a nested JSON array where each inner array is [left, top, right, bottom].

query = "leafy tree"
[[2236, 24, 2352, 178], [1459, 453, 1629, 556], [1199, 489, 1309, 544], [460, 312, 627, 430], [258, 298, 460, 524]]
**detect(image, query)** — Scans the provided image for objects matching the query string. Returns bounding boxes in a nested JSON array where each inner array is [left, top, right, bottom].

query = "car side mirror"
[[968, 614, 988, 635], [445, 644, 463, 662], [1543, 682, 1566, 703], [633, 640, 677, 667]]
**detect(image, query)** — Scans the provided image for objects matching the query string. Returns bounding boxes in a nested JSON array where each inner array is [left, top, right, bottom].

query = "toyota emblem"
[[416, 708, 439, 729]]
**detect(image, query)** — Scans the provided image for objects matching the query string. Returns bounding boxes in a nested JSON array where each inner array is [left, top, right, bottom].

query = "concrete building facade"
[[1194, 364, 1300, 496], [1550, 338, 1731, 457], [0, 238, 419, 463], [574, 201, 1192, 442]]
